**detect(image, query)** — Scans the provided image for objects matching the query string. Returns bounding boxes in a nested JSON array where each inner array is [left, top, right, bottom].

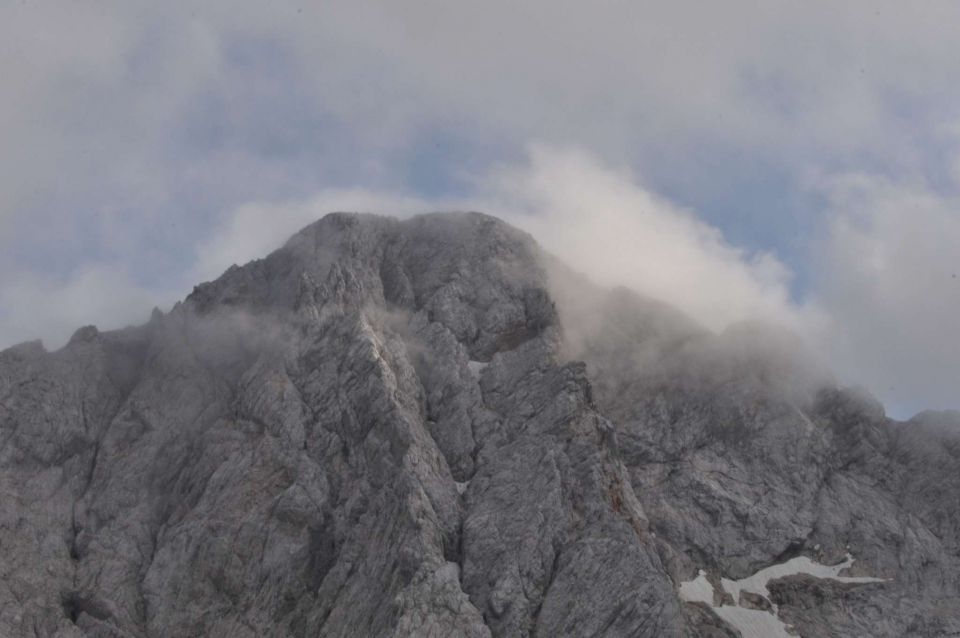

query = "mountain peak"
[[0, 211, 957, 637]]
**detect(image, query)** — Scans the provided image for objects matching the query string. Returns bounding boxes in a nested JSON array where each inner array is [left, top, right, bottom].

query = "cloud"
[[6, 1, 960, 243], [1, 140, 957, 419], [0, 3, 222, 231], [190, 189, 437, 284], [477, 146, 804, 332], [186, 146, 803, 333], [2, 1, 960, 416], [483, 149, 960, 417], [809, 172, 960, 416], [0, 187, 439, 351], [183, 146, 960, 417], [0, 266, 175, 351]]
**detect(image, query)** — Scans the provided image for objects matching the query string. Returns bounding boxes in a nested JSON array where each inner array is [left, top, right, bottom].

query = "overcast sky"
[[2, 1, 958, 418]]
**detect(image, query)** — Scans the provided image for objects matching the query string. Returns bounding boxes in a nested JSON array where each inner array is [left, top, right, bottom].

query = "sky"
[[1, 1, 958, 418]]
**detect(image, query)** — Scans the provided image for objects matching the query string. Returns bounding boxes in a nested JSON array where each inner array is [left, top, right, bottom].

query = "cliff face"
[[0, 212, 957, 637]]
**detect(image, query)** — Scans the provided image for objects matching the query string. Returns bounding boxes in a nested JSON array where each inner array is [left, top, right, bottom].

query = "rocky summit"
[[1, 212, 958, 637]]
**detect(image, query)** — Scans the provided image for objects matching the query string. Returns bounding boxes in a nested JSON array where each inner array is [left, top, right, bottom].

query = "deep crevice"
[[61, 591, 111, 625]]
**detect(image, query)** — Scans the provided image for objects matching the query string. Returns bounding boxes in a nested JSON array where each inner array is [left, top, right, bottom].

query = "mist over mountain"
[[1, 213, 958, 637]]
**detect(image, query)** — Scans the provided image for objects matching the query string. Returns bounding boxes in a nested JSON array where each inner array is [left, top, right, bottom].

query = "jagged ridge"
[[0, 212, 957, 637]]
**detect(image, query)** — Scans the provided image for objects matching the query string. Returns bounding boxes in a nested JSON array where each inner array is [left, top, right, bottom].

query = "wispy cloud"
[[476, 146, 803, 332]]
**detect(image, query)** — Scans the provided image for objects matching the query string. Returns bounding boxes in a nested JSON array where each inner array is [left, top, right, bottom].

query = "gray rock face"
[[0, 212, 957, 637]]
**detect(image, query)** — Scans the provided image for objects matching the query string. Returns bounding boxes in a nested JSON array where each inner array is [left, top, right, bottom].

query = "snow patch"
[[711, 605, 798, 638], [679, 554, 887, 638], [721, 554, 885, 603], [455, 481, 470, 496], [466, 360, 488, 377], [678, 570, 713, 605]]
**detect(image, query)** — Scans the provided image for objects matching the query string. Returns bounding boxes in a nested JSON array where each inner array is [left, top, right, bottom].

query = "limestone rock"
[[0, 212, 957, 637]]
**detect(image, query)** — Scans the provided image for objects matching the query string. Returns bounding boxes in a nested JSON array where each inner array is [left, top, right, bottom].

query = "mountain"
[[1, 212, 957, 637]]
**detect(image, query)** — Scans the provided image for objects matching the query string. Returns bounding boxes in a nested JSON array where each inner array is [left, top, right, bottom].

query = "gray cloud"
[[0, 265, 174, 350], [810, 170, 960, 416]]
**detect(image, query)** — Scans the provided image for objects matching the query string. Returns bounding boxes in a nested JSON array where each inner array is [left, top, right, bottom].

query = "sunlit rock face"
[[0, 212, 958, 637]]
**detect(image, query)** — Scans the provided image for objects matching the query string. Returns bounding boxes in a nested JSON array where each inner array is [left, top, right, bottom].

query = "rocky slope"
[[0, 212, 957, 637]]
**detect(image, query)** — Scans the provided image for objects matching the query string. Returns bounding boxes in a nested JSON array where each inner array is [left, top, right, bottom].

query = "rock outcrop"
[[0, 212, 957, 637]]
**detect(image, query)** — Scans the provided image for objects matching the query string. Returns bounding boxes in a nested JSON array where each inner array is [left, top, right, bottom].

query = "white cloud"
[[810, 173, 960, 415], [484, 150, 960, 416], [185, 147, 959, 417], [477, 146, 803, 332], [188, 146, 803, 333], [190, 189, 437, 284]]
